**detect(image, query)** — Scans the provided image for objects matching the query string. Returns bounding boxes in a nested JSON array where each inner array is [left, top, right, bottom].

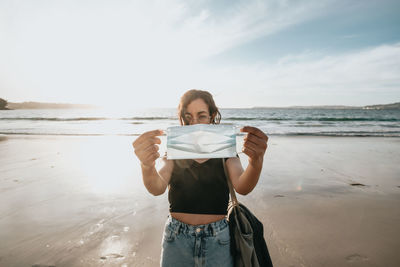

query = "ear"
[[211, 112, 217, 123]]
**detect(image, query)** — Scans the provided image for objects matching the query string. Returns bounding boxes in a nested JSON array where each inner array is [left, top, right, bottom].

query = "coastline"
[[0, 134, 399, 266]]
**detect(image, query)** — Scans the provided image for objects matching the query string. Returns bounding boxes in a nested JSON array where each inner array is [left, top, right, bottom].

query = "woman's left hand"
[[240, 126, 268, 168]]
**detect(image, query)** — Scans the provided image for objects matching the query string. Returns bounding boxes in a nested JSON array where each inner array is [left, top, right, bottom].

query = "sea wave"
[[224, 117, 400, 122], [1, 116, 399, 122], [277, 131, 400, 137], [1, 131, 399, 137], [0, 116, 175, 121], [0, 117, 108, 121], [0, 132, 142, 136]]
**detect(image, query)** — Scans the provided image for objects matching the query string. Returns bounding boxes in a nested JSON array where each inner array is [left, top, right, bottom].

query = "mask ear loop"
[[235, 126, 247, 155], [158, 130, 167, 159]]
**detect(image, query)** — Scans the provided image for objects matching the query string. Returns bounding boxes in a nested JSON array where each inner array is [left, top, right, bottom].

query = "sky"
[[0, 0, 399, 108]]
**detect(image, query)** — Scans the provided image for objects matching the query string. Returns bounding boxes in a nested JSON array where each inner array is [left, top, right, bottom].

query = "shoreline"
[[2, 133, 400, 138]]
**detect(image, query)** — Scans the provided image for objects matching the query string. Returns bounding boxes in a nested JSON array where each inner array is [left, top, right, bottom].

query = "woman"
[[132, 89, 268, 266]]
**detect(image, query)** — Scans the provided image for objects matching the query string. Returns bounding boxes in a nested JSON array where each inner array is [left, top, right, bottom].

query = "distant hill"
[[252, 105, 360, 109], [363, 102, 400, 110], [253, 102, 400, 110], [6, 101, 98, 109], [2, 99, 399, 110]]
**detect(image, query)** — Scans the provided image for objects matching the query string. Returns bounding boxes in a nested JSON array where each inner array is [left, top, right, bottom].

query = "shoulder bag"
[[222, 158, 274, 267]]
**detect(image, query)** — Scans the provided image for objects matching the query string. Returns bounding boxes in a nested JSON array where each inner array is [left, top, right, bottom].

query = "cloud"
[[207, 43, 400, 107], [0, 0, 398, 108], [268, 43, 400, 92], [156, 0, 336, 59], [0, 0, 336, 64]]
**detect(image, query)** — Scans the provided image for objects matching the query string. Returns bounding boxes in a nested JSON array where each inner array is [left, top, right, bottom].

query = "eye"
[[198, 115, 210, 123]]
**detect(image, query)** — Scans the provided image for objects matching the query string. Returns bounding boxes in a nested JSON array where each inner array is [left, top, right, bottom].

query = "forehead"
[[185, 98, 209, 114]]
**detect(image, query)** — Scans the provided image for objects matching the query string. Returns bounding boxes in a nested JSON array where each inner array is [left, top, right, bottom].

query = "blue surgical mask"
[[166, 124, 237, 160]]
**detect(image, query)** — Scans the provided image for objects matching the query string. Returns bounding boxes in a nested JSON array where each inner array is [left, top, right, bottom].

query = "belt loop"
[[176, 222, 182, 235], [209, 223, 216, 237]]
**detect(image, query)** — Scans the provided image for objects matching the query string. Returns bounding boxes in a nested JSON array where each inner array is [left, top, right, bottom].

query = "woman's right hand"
[[132, 129, 163, 168]]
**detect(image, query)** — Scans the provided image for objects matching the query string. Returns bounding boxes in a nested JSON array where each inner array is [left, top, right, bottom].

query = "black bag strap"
[[222, 160, 274, 267], [222, 158, 239, 207]]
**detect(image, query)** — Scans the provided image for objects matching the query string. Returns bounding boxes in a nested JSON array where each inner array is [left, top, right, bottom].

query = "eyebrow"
[[184, 111, 208, 116]]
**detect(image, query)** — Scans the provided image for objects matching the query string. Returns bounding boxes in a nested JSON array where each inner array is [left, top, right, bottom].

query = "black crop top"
[[168, 158, 229, 215]]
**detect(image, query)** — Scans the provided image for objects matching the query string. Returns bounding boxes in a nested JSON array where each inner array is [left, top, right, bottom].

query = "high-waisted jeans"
[[160, 215, 234, 267]]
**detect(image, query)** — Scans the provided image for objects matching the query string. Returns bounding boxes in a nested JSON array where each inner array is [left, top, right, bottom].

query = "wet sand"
[[0, 135, 399, 267]]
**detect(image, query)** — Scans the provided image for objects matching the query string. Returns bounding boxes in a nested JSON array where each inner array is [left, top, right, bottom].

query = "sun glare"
[[76, 136, 138, 195]]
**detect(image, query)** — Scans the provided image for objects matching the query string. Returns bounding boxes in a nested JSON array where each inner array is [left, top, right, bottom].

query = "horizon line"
[[4, 100, 400, 109]]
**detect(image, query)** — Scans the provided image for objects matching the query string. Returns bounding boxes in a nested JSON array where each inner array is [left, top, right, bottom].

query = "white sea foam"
[[0, 108, 399, 137]]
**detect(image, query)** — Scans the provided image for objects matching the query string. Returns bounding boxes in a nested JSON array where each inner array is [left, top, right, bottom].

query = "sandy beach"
[[0, 134, 399, 267]]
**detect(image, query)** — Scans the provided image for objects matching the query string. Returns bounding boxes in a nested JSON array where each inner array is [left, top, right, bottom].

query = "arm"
[[140, 157, 173, 196], [226, 126, 268, 195], [132, 130, 173, 196]]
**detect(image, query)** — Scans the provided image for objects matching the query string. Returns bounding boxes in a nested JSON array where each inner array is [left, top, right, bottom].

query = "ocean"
[[0, 107, 399, 137]]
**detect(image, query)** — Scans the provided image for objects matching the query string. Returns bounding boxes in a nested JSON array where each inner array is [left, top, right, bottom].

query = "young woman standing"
[[132, 89, 268, 266]]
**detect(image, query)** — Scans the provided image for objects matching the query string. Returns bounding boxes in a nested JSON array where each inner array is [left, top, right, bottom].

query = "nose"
[[189, 118, 210, 125], [190, 118, 201, 125]]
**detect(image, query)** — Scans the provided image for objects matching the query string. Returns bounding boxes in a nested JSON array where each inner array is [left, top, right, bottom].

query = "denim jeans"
[[160, 215, 234, 267]]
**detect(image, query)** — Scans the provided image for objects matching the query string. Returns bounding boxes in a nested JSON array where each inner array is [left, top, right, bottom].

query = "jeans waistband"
[[166, 215, 228, 237]]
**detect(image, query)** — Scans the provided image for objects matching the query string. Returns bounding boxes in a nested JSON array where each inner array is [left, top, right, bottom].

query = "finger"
[[134, 137, 161, 151], [244, 133, 268, 149], [143, 129, 164, 137], [144, 144, 159, 154], [133, 130, 163, 147], [133, 129, 163, 147], [241, 126, 268, 141], [142, 129, 164, 137], [144, 151, 160, 163], [152, 152, 160, 161], [240, 126, 268, 141], [135, 137, 161, 150], [138, 143, 159, 159], [242, 146, 256, 159], [243, 140, 263, 155]]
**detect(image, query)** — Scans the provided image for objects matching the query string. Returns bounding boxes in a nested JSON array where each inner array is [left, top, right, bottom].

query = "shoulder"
[[225, 156, 242, 171], [224, 155, 244, 179], [225, 154, 240, 164], [159, 157, 174, 174]]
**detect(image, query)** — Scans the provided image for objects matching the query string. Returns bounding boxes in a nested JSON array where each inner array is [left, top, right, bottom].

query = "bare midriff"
[[171, 212, 226, 226]]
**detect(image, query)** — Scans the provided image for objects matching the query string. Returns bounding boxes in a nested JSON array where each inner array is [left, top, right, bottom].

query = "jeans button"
[[196, 228, 201, 233]]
